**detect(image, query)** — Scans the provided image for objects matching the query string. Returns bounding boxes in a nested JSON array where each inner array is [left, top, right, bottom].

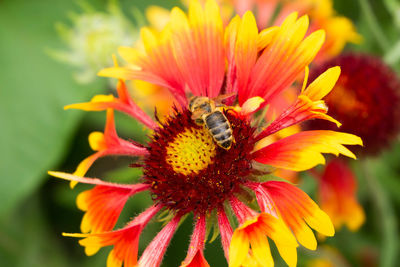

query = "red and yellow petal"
[[71, 151, 106, 188], [229, 212, 298, 267], [98, 66, 173, 91], [48, 171, 150, 233], [138, 215, 181, 267], [248, 229, 273, 267], [275, 242, 298, 267], [342, 199, 365, 231], [257, 26, 279, 51], [242, 13, 324, 104], [303, 66, 341, 101], [233, 11, 259, 97], [229, 226, 250, 267], [257, 213, 298, 247], [77, 185, 134, 234], [68, 109, 147, 187], [240, 96, 265, 115], [181, 250, 210, 267], [170, 0, 225, 97], [63, 205, 160, 267], [319, 159, 365, 231], [181, 215, 209, 267], [224, 15, 241, 94], [261, 181, 335, 250], [100, 1, 229, 100], [65, 79, 157, 129], [256, 96, 340, 140], [217, 207, 234, 261], [64, 94, 117, 111], [115, 80, 158, 129], [255, 65, 342, 140], [253, 130, 362, 171], [271, 0, 360, 62]]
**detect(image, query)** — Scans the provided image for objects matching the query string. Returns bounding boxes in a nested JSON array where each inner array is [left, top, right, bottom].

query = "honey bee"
[[189, 95, 235, 150]]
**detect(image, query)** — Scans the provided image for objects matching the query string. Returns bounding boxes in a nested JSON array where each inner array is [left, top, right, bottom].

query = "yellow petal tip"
[[70, 180, 78, 189]]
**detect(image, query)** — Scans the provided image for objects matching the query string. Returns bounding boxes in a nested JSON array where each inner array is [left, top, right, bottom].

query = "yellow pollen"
[[165, 127, 217, 176]]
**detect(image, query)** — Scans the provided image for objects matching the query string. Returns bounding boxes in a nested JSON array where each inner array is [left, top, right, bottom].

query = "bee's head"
[[188, 96, 199, 112], [188, 96, 212, 112]]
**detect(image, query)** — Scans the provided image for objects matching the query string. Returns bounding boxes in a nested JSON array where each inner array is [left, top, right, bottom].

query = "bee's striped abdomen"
[[205, 111, 234, 150]]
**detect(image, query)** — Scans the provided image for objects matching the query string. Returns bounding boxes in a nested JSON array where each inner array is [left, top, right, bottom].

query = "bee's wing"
[[214, 92, 236, 104]]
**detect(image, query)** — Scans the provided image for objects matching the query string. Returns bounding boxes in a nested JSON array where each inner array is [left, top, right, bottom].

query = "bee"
[[189, 94, 235, 150]]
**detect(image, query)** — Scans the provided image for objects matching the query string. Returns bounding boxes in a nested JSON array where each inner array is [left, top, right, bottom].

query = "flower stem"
[[362, 159, 398, 267], [384, 39, 400, 66], [382, 0, 400, 29], [358, 0, 390, 51]]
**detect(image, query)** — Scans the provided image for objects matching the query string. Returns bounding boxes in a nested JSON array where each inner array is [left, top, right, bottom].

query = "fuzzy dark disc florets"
[[143, 109, 256, 215]]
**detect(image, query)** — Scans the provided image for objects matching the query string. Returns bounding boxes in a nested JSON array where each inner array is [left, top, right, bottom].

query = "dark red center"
[[143, 109, 256, 215]]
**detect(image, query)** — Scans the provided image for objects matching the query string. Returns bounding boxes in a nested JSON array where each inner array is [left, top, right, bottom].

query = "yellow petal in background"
[[146, 6, 170, 31]]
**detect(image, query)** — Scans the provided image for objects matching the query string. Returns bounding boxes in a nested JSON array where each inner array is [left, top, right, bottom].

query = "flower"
[[314, 159, 365, 231], [50, 1, 138, 84], [250, 181, 335, 249], [307, 53, 400, 155], [49, 1, 363, 266]]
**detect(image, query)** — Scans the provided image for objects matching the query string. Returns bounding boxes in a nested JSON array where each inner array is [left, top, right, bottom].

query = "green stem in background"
[[382, 0, 400, 29], [384, 39, 400, 67], [358, 0, 390, 51], [362, 159, 398, 267]]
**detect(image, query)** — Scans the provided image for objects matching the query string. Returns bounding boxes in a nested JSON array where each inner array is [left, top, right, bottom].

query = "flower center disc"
[[144, 109, 255, 214], [165, 127, 216, 175]]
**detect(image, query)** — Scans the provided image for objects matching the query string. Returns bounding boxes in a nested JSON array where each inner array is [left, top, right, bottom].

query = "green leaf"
[[0, 0, 104, 217], [0, 196, 70, 267]]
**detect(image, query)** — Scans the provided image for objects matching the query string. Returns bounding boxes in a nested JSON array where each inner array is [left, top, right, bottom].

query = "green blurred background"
[[0, 0, 399, 266]]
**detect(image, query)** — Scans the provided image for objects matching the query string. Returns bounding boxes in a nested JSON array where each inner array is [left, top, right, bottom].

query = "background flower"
[[50, 1, 140, 84]]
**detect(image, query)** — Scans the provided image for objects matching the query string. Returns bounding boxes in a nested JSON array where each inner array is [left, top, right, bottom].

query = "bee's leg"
[[215, 105, 227, 112], [216, 106, 238, 116], [191, 110, 206, 125], [195, 118, 204, 125]]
